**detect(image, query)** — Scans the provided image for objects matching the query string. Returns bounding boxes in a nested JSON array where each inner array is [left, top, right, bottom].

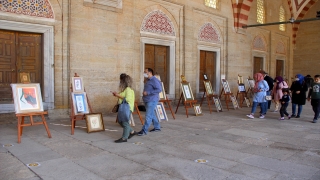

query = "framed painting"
[[159, 82, 166, 101], [72, 77, 84, 92], [247, 78, 255, 89], [85, 113, 105, 133], [231, 95, 239, 109], [19, 72, 31, 83], [155, 102, 168, 122], [238, 84, 246, 92], [203, 74, 208, 80], [213, 96, 223, 112], [221, 79, 231, 94], [244, 97, 251, 107], [238, 75, 244, 84], [11, 83, 44, 113], [203, 80, 214, 96], [181, 82, 194, 101], [193, 104, 203, 116], [71, 92, 90, 115]]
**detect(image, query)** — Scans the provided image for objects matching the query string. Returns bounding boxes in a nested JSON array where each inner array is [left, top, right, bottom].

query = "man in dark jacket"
[[260, 70, 274, 110]]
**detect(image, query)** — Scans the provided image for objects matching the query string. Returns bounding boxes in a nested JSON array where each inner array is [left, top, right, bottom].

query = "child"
[[279, 88, 291, 120], [307, 75, 320, 123]]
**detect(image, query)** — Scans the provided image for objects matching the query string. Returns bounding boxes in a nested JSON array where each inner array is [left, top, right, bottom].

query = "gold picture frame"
[[72, 77, 84, 92], [181, 82, 194, 101], [71, 92, 90, 115], [85, 113, 105, 133], [159, 82, 166, 101], [203, 80, 214, 96], [19, 72, 31, 83], [193, 104, 203, 116], [11, 83, 44, 113]]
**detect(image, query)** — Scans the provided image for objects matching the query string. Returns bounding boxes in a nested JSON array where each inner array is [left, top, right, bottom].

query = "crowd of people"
[[246, 70, 320, 125], [112, 68, 320, 143]]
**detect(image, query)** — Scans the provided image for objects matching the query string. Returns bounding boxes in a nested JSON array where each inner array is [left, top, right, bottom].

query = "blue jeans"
[[251, 101, 267, 115], [141, 101, 160, 134], [292, 103, 303, 116]]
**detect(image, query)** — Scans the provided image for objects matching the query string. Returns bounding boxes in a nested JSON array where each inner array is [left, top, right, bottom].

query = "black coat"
[[264, 75, 274, 91], [290, 81, 308, 105]]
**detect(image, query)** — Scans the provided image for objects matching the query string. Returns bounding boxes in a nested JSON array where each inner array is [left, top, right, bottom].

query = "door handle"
[[12, 69, 15, 71]]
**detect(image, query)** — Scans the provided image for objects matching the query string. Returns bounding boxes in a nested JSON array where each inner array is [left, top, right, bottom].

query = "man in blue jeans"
[[137, 68, 162, 136]]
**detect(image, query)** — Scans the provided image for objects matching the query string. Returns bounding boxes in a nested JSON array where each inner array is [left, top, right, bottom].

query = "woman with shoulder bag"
[[290, 74, 308, 118], [272, 76, 288, 112], [111, 73, 136, 143]]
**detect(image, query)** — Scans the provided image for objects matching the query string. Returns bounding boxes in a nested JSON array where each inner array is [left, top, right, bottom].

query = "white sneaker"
[[246, 114, 254, 119], [259, 115, 265, 119]]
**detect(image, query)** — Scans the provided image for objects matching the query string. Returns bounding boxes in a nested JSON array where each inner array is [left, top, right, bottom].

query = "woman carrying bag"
[[290, 74, 308, 118], [112, 73, 136, 143]]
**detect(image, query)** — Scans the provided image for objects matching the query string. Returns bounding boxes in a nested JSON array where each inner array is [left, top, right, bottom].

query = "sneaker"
[[149, 128, 161, 132], [246, 114, 254, 119], [137, 130, 147, 136], [312, 119, 317, 123], [288, 115, 291, 119], [259, 115, 265, 119], [272, 110, 278, 112], [128, 131, 137, 139], [279, 117, 285, 120], [115, 138, 127, 143], [295, 115, 300, 118], [291, 114, 296, 118]]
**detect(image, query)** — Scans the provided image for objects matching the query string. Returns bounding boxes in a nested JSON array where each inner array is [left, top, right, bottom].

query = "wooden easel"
[[200, 80, 215, 113], [219, 79, 233, 110], [236, 75, 247, 108], [15, 72, 51, 143], [246, 76, 255, 97], [70, 73, 93, 135], [175, 75, 197, 117], [160, 96, 176, 119]]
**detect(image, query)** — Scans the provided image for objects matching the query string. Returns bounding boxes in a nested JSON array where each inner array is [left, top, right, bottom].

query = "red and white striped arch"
[[232, 0, 253, 29]]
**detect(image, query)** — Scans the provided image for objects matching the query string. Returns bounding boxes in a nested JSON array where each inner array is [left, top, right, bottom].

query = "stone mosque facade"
[[0, 0, 319, 116]]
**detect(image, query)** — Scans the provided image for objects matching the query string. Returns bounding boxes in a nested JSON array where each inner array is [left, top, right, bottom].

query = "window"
[[205, 0, 217, 9], [279, 6, 286, 31], [257, 0, 265, 24]]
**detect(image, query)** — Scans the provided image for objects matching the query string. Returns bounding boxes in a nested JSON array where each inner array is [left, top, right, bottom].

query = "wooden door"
[[0, 30, 42, 101], [199, 50, 216, 92], [145, 44, 168, 93], [0, 30, 16, 101], [276, 60, 284, 77], [253, 57, 263, 76]]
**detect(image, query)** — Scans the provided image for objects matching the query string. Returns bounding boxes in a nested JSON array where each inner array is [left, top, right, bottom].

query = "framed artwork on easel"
[[159, 82, 166, 101], [181, 82, 194, 101], [221, 79, 231, 94], [71, 92, 90, 115], [247, 78, 255, 89], [72, 77, 84, 92], [203, 80, 214, 96]]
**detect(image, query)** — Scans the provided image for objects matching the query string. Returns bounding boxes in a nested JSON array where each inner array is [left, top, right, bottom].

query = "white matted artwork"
[[155, 102, 168, 122], [247, 78, 255, 89], [213, 96, 223, 112], [221, 79, 231, 94], [181, 82, 194, 101], [193, 104, 203, 116], [204, 80, 214, 96], [231, 95, 239, 109], [238, 84, 246, 92], [72, 77, 84, 92], [71, 92, 90, 115], [11, 83, 44, 113]]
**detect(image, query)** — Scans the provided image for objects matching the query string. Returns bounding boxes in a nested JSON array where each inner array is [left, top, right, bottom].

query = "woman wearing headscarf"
[[247, 73, 269, 119], [272, 76, 289, 112], [290, 74, 308, 118]]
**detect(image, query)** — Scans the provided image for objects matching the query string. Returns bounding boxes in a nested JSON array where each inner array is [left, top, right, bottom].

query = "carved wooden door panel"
[[0, 30, 16, 101], [253, 57, 263, 76], [0, 30, 42, 101], [199, 50, 216, 92], [276, 60, 284, 77]]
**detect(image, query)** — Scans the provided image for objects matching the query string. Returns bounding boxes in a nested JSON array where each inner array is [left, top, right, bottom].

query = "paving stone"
[[116, 168, 183, 180], [4, 137, 52, 156], [222, 128, 268, 139], [239, 144, 297, 160], [228, 163, 277, 179], [309, 170, 320, 180], [285, 150, 320, 169], [16, 149, 63, 164]]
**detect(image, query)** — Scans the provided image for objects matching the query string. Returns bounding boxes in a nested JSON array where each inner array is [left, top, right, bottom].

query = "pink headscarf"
[[254, 73, 264, 90]]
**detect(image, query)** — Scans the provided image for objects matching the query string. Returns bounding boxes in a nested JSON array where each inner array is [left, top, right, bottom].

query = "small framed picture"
[[11, 83, 44, 113], [193, 104, 203, 116], [231, 95, 239, 109], [238, 84, 246, 92], [159, 82, 166, 101], [247, 78, 255, 89], [203, 80, 214, 96], [181, 82, 194, 101], [72, 77, 84, 92], [203, 74, 208, 80], [155, 102, 168, 121], [238, 75, 244, 84], [71, 92, 90, 115], [213, 96, 223, 112], [221, 79, 231, 94], [85, 113, 105, 133], [19, 72, 31, 83], [244, 97, 251, 107]]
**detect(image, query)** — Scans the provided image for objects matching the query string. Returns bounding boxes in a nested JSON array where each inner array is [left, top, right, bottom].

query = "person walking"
[[137, 68, 162, 136], [290, 74, 308, 118], [112, 73, 136, 143], [307, 75, 320, 123], [272, 76, 288, 112], [259, 70, 274, 110], [246, 73, 269, 119], [279, 88, 291, 120]]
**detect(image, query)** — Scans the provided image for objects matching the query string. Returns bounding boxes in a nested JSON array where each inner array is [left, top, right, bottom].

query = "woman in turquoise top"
[[247, 73, 269, 119], [112, 73, 136, 143]]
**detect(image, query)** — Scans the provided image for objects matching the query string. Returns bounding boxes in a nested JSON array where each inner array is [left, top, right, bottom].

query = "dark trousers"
[[311, 99, 320, 120], [280, 102, 289, 117]]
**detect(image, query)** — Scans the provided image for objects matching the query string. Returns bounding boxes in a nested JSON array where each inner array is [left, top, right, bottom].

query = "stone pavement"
[[0, 102, 320, 180]]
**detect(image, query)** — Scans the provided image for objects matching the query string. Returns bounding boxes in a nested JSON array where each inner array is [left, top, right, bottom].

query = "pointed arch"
[[231, 0, 254, 31], [140, 10, 176, 36], [252, 35, 267, 52], [198, 22, 222, 44], [0, 0, 55, 19]]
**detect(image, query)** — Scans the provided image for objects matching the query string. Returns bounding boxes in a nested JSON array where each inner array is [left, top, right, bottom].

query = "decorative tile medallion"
[[276, 41, 286, 54], [140, 10, 175, 36], [26, 162, 40, 167], [0, 0, 54, 19], [198, 23, 221, 44], [194, 159, 208, 163], [133, 142, 143, 145], [253, 35, 267, 51], [2, 144, 14, 147]]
